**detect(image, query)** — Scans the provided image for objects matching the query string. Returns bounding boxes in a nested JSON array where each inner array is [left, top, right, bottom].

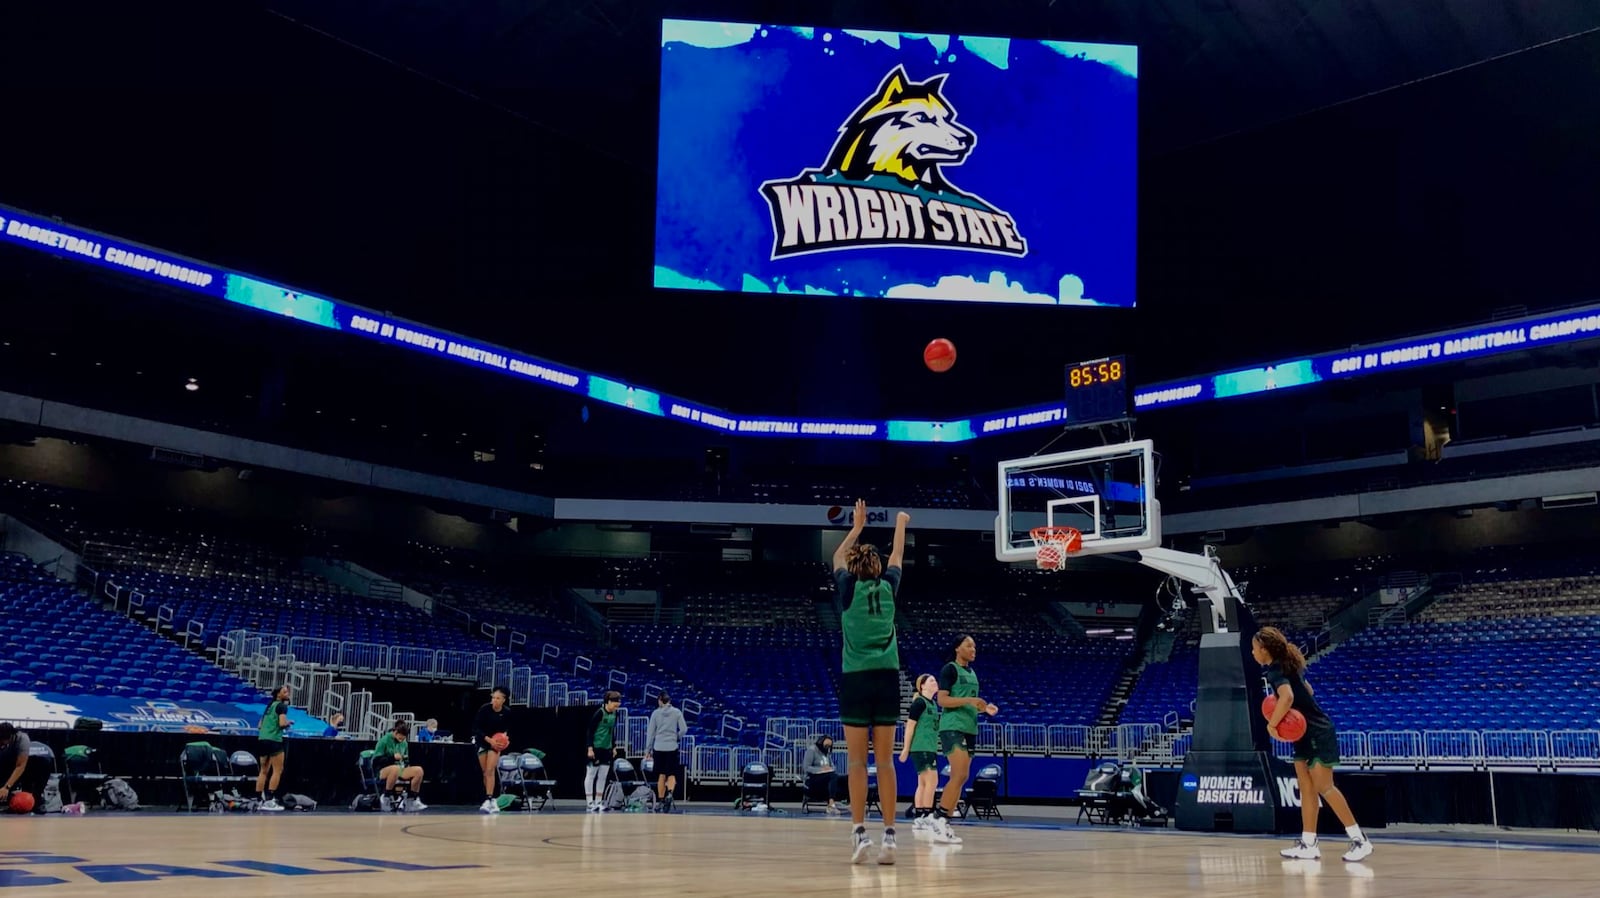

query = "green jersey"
[[836, 566, 902, 673], [907, 696, 941, 753], [590, 708, 617, 750], [259, 700, 288, 742], [937, 662, 980, 735], [374, 733, 409, 767]]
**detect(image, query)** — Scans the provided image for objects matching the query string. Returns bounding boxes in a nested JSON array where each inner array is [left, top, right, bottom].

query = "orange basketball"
[[923, 338, 956, 373], [1261, 695, 1307, 742], [8, 791, 35, 814], [491, 732, 511, 752]]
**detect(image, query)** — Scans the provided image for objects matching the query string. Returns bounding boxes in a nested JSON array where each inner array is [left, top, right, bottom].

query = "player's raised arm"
[[832, 498, 868, 571], [887, 511, 910, 570]]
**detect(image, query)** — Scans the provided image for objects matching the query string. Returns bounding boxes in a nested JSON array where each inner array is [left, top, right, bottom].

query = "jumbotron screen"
[[654, 20, 1138, 309]]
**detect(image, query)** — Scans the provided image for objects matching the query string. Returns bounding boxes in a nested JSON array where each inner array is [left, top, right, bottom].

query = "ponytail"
[[1253, 627, 1306, 677]]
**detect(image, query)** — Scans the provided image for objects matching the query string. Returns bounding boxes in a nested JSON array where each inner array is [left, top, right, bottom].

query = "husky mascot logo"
[[760, 66, 1026, 260]]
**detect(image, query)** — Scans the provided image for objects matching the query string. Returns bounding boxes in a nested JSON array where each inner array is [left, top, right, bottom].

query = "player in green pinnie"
[[833, 499, 909, 866]]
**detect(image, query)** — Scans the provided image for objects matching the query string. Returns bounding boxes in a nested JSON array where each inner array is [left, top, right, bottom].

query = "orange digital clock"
[[1064, 355, 1130, 425], [1068, 359, 1124, 389]]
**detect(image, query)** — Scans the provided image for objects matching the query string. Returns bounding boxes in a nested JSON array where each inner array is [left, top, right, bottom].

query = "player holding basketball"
[[584, 691, 623, 812], [472, 686, 510, 814], [256, 684, 292, 811], [933, 635, 998, 844], [833, 499, 908, 865], [1252, 627, 1373, 862], [898, 673, 941, 832]]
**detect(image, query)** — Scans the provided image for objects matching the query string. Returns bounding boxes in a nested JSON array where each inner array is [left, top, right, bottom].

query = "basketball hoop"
[[1029, 526, 1083, 571]]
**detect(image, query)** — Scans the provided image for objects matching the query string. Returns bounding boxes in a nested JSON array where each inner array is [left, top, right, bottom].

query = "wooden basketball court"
[[4, 810, 1596, 896]]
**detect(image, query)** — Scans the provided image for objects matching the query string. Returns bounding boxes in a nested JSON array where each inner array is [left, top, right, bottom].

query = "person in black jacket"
[[472, 687, 511, 814]]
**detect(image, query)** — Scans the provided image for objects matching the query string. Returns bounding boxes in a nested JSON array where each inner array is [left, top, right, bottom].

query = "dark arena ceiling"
[[2, 1, 1599, 421]]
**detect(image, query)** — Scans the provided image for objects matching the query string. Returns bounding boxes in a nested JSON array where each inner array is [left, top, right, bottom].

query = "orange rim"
[[1029, 526, 1082, 547]]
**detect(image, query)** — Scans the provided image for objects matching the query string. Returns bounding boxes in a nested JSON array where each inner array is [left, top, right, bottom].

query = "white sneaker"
[[406, 798, 427, 812], [877, 831, 897, 865], [850, 828, 873, 865], [930, 816, 963, 845], [479, 799, 499, 814], [1341, 839, 1373, 862], [1280, 840, 1321, 860], [257, 799, 283, 812], [911, 815, 928, 831], [379, 795, 393, 812]]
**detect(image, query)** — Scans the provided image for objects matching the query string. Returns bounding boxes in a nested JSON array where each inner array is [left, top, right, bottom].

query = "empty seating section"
[[900, 632, 1127, 727], [682, 591, 817, 627], [616, 626, 841, 722], [1314, 616, 1600, 731], [1123, 556, 1600, 753], [370, 551, 736, 736], [0, 553, 262, 703], [8, 477, 1597, 767], [106, 567, 474, 652], [1422, 576, 1600, 622]]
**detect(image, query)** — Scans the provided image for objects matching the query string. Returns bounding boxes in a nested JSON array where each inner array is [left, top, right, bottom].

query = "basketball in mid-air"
[[924, 338, 957, 373]]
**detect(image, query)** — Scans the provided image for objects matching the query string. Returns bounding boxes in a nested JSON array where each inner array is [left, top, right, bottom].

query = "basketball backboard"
[[995, 439, 1159, 563]]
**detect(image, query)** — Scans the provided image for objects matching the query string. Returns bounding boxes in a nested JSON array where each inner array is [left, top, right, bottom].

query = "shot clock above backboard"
[[1065, 355, 1129, 425]]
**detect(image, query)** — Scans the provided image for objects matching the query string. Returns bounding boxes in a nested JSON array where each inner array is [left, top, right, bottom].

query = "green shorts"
[[910, 751, 940, 773], [839, 669, 901, 728], [940, 730, 977, 756], [1293, 725, 1341, 768]]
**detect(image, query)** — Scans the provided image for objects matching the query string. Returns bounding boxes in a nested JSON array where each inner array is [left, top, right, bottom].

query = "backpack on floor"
[[350, 794, 380, 812], [280, 793, 317, 812], [41, 775, 63, 814], [210, 789, 256, 813], [100, 778, 140, 810]]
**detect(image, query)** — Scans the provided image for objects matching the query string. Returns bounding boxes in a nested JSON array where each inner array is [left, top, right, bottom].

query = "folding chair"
[[359, 750, 410, 813], [517, 753, 556, 811], [62, 745, 109, 806], [495, 752, 527, 809], [734, 761, 771, 812], [178, 742, 243, 812], [965, 764, 1003, 820], [800, 770, 842, 814], [602, 757, 651, 811]]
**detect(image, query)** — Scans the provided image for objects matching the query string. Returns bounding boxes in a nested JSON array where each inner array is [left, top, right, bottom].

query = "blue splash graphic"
[[655, 21, 1137, 308]]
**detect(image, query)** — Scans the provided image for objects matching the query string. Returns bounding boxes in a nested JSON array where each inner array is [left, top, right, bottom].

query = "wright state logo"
[[760, 65, 1026, 260]]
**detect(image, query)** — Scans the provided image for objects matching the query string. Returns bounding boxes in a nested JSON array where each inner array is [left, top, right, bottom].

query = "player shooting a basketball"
[[833, 499, 908, 865], [1252, 627, 1373, 862]]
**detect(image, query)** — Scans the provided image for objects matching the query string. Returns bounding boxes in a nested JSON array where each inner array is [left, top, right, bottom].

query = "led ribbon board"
[[8, 202, 1600, 441], [1132, 312, 1600, 412]]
